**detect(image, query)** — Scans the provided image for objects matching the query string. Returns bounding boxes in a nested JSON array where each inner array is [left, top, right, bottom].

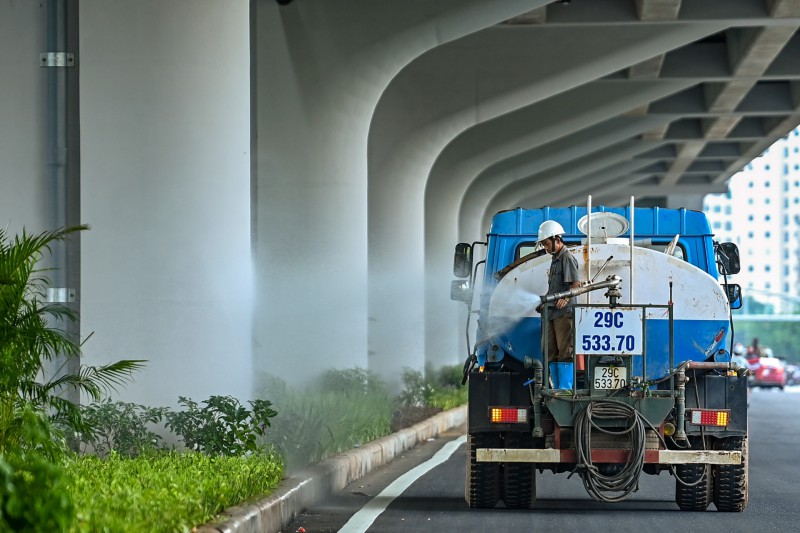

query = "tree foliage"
[[732, 319, 800, 363], [0, 225, 145, 444], [0, 225, 145, 531]]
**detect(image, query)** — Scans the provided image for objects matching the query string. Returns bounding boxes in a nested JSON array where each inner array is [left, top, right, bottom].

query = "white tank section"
[[485, 243, 731, 375], [489, 243, 729, 322]]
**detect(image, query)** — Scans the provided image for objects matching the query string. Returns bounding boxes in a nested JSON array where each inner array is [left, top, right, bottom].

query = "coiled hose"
[[572, 399, 647, 503]]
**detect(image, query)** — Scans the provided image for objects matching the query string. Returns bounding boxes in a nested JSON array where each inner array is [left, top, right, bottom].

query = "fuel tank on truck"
[[484, 242, 731, 380]]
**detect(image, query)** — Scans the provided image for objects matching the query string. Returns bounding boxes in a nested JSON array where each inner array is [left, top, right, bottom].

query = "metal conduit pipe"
[[674, 367, 688, 442], [526, 359, 544, 438], [45, 0, 81, 405], [47, 0, 67, 252]]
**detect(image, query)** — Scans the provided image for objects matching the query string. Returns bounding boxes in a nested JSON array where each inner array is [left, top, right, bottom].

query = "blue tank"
[[475, 207, 733, 381]]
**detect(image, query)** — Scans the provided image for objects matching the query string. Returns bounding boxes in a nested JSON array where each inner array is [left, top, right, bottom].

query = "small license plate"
[[594, 366, 627, 390]]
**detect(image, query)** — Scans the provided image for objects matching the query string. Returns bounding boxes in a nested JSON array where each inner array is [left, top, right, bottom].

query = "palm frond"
[[0, 225, 150, 446], [78, 360, 148, 398]]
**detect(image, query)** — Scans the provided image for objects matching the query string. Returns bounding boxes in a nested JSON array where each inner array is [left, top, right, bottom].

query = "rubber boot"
[[548, 363, 559, 389], [556, 362, 574, 390]]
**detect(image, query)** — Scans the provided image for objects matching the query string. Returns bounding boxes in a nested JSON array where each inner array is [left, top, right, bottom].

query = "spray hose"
[[540, 275, 622, 304], [570, 397, 711, 503], [570, 399, 646, 503]]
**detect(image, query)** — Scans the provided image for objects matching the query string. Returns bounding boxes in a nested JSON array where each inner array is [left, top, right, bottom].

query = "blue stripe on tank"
[[479, 317, 729, 381]]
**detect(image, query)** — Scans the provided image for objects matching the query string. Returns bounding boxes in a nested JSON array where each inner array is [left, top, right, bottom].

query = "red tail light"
[[490, 407, 528, 423], [689, 409, 729, 427]]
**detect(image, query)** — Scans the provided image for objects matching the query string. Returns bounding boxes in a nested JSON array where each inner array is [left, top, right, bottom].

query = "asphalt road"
[[285, 386, 800, 533]]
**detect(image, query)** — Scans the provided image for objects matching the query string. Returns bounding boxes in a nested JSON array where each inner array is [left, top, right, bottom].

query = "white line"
[[338, 434, 467, 533]]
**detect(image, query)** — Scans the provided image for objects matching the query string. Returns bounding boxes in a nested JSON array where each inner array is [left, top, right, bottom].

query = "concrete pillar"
[[79, 0, 252, 407], [252, 0, 548, 389], [0, 1, 48, 234]]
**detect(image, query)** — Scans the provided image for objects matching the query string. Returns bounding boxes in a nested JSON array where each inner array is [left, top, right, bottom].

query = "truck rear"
[[451, 204, 748, 511]]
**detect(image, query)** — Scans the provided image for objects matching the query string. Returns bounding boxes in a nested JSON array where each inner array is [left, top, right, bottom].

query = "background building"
[[704, 127, 800, 314]]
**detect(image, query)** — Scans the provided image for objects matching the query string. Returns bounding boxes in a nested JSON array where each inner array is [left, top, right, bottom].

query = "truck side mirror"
[[453, 243, 473, 278], [451, 279, 471, 303], [717, 242, 741, 275], [725, 283, 742, 309]]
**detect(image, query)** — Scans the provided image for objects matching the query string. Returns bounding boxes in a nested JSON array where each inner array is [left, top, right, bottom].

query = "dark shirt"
[[546, 245, 579, 321]]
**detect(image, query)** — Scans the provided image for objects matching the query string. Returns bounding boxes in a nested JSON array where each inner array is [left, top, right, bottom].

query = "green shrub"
[[427, 386, 468, 410], [257, 371, 392, 471], [255, 366, 469, 470], [0, 406, 75, 532], [428, 363, 465, 389], [425, 364, 468, 410], [1, 455, 75, 532], [77, 399, 169, 457], [395, 368, 434, 408], [165, 395, 277, 456], [319, 367, 387, 397]]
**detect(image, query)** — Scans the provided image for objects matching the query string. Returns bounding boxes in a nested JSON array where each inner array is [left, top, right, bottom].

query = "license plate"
[[575, 309, 643, 355], [594, 366, 627, 390]]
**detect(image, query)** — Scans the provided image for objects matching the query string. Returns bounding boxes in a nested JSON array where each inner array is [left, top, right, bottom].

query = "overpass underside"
[[253, 0, 800, 388], [5, 1, 800, 406]]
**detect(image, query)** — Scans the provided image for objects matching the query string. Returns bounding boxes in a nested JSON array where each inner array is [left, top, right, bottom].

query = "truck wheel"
[[466, 432, 501, 509], [675, 463, 712, 511], [502, 432, 536, 509], [713, 437, 749, 512]]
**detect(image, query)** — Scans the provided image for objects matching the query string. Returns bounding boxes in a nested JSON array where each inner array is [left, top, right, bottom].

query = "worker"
[[535, 220, 580, 389], [747, 337, 760, 357], [731, 343, 751, 407], [731, 343, 749, 368]]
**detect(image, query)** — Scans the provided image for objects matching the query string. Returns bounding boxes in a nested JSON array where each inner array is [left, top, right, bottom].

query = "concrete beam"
[[534, 160, 662, 207], [767, 0, 800, 18], [636, 0, 682, 21], [629, 54, 666, 79], [504, 6, 547, 25], [714, 112, 800, 182], [728, 26, 797, 77], [488, 146, 662, 217], [642, 122, 671, 140], [653, 24, 798, 188], [668, 143, 710, 175]]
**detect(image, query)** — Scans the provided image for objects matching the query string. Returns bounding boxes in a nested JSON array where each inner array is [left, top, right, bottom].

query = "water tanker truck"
[[451, 203, 748, 511]]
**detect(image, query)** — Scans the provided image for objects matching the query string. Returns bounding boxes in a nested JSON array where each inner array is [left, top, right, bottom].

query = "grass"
[[53, 365, 467, 531], [63, 450, 283, 533], [1, 226, 466, 531]]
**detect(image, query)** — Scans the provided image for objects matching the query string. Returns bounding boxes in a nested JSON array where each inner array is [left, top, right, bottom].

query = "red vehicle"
[[749, 357, 787, 389]]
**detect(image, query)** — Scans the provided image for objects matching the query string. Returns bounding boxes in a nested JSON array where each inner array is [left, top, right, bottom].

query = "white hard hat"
[[733, 343, 745, 355], [537, 220, 566, 243]]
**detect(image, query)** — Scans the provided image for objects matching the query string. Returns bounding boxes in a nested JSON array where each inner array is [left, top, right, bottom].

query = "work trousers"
[[543, 313, 574, 363]]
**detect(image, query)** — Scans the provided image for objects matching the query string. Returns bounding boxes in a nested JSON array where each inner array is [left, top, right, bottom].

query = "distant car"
[[750, 357, 787, 389]]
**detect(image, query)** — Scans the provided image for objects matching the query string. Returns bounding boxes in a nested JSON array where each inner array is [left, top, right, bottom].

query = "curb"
[[196, 405, 467, 533]]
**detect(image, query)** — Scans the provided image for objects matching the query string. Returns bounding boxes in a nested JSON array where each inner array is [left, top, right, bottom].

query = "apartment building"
[[703, 128, 800, 313]]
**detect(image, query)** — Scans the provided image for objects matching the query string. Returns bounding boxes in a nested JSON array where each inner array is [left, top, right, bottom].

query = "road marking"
[[338, 434, 467, 533]]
